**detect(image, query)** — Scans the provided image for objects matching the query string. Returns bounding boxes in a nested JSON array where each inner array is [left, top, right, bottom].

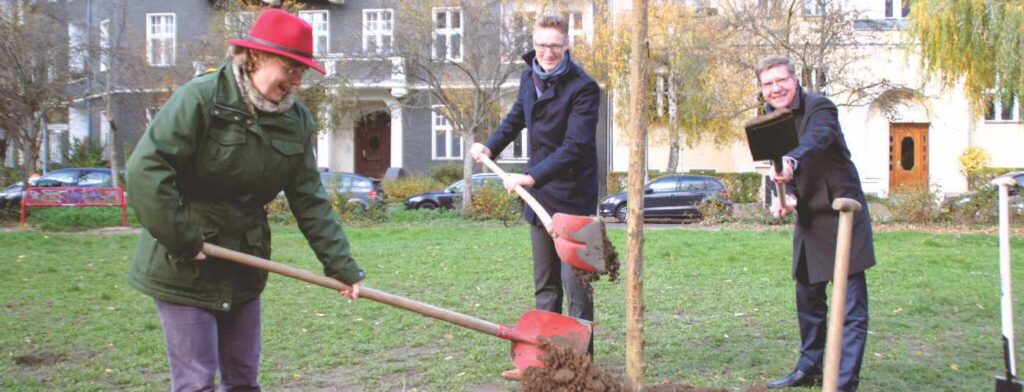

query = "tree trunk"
[[665, 73, 680, 173], [105, 69, 121, 187], [626, 0, 648, 389], [460, 132, 475, 217]]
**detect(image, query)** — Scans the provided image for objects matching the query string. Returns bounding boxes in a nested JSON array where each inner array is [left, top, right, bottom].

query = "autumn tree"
[[0, 1, 71, 188], [907, 0, 1024, 116], [717, 0, 894, 106], [392, 0, 525, 216]]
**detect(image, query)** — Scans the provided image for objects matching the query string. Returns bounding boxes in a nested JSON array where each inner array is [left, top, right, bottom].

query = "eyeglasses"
[[760, 76, 793, 91], [273, 56, 308, 78], [533, 42, 566, 53]]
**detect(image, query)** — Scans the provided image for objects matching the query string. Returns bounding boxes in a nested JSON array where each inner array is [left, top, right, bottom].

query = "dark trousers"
[[794, 271, 869, 392], [530, 223, 594, 353], [155, 298, 262, 392]]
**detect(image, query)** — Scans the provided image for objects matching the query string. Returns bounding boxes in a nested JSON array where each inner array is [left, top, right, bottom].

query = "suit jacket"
[[485, 50, 600, 226], [769, 88, 876, 284]]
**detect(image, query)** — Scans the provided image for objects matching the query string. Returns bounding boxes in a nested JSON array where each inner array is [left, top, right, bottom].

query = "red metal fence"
[[21, 186, 127, 227]]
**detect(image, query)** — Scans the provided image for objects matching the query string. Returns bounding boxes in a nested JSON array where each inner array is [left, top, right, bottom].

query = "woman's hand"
[[339, 283, 361, 300]]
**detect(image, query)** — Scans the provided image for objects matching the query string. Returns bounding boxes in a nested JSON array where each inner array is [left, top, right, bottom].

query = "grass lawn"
[[1, 221, 1022, 391]]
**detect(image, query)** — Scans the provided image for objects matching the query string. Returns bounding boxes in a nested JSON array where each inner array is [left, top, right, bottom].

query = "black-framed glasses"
[[533, 41, 566, 53]]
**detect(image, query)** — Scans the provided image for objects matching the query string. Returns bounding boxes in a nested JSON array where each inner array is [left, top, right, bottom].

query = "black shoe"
[[767, 369, 822, 389]]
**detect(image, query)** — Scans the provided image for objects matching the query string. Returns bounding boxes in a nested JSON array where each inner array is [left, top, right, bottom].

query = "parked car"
[[941, 171, 1024, 218], [319, 172, 385, 208], [404, 173, 502, 210], [599, 175, 732, 222], [1, 168, 120, 208]]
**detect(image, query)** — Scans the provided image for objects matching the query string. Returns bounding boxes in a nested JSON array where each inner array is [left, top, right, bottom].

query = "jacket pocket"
[[199, 122, 249, 177]]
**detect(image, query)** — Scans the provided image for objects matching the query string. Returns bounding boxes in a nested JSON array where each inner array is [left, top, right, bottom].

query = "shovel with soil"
[[477, 154, 619, 282], [202, 243, 592, 375]]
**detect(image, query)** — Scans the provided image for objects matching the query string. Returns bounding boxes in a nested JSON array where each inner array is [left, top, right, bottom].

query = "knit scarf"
[[232, 62, 295, 115], [530, 50, 571, 96]]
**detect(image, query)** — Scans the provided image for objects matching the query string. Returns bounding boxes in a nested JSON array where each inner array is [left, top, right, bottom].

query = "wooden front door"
[[354, 112, 391, 179], [889, 123, 929, 193]]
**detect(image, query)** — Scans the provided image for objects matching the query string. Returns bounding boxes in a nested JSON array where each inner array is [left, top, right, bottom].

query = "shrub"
[[944, 187, 999, 225], [429, 164, 464, 185], [331, 192, 389, 225], [697, 199, 733, 225], [390, 207, 462, 223], [64, 139, 107, 168], [736, 204, 794, 225], [704, 172, 762, 203], [28, 207, 138, 231], [265, 195, 295, 225], [470, 184, 523, 223], [966, 167, 1024, 192], [884, 186, 943, 224], [382, 176, 445, 203], [958, 146, 991, 185]]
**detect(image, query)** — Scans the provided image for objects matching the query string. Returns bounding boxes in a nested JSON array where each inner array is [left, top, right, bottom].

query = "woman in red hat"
[[125, 9, 364, 391]]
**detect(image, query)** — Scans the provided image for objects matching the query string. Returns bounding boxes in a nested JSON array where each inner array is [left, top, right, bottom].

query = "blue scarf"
[[531, 50, 570, 96]]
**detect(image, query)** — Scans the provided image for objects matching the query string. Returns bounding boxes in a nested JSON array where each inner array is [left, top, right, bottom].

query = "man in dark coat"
[[758, 55, 875, 392], [470, 14, 600, 380]]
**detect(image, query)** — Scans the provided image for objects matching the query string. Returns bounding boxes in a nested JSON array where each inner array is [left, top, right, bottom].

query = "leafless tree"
[[0, 1, 71, 188]]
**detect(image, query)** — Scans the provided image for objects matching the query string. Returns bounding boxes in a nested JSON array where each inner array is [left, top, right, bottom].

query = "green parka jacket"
[[126, 64, 364, 311]]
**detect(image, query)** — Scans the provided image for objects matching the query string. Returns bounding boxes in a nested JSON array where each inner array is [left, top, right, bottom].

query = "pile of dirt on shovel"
[[572, 229, 621, 285], [521, 346, 769, 392]]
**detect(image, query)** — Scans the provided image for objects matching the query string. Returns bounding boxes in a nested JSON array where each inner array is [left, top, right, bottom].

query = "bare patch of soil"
[[14, 352, 64, 366]]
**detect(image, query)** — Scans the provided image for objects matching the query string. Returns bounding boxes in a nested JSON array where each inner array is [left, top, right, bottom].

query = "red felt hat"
[[227, 9, 325, 75]]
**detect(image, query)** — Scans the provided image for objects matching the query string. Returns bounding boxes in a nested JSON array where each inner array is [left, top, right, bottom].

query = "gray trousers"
[[530, 223, 594, 352], [155, 298, 262, 392]]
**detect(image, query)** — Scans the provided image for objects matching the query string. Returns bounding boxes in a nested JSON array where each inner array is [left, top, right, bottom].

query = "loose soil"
[[521, 346, 770, 392], [14, 352, 64, 366], [573, 225, 621, 285]]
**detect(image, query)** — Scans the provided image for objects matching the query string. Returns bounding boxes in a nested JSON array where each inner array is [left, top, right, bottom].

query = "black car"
[[1, 167, 120, 208], [319, 172, 385, 208], [404, 173, 502, 209], [599, 174, 732, 222]]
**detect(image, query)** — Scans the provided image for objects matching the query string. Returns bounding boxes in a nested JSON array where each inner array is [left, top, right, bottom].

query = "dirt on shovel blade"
[[572, 230, 620, 285], [521, 346, 624, 392]]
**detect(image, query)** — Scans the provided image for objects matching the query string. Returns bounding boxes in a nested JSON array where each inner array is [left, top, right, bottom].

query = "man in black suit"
[[758, 55, 876, 392], [469, 14, 600, 380]]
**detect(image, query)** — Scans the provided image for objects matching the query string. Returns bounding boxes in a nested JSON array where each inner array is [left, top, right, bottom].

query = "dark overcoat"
[[484, 51, 600, 225], [769, 88, 876, 284]]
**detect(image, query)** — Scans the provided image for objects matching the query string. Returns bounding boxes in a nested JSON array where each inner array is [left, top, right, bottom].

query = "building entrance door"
[[354, 111, 391, 179], [889, 123, 929, 193]]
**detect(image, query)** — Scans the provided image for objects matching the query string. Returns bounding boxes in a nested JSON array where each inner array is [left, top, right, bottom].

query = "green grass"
[[1, 224, 1022, 391]]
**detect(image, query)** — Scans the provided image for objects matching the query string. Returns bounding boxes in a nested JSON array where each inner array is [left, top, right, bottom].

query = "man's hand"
[[772, 157, 795, 184], [771, 194, 797, 218], [193, 251, 207, 261], [502, 173, 536, 193], [339, 282, 361, 300], [469, 143, 491, 163]]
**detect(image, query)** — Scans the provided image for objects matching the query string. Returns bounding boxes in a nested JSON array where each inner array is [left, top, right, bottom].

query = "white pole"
[[993, 176, 1018, 380]]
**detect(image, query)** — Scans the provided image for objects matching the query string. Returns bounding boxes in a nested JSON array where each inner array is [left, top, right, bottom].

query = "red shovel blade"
[[553, 237, 601, 272], [510, 309, 592, 372]]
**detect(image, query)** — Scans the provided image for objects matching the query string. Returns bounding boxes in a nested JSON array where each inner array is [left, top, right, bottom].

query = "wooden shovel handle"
[[823, 198, 861, 392], [477, 154, 554, 228], [201, 243, 535, 345]]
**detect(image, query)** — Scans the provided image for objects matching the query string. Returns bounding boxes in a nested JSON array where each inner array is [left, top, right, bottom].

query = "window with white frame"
[[803, 0, 826, 16], [224, 11, 254, 39], [299, 10, 328, 54], [432, 7, 462, 62], [498, 130, 529, 162], [985, 95, 1021, 122], [885, 0, 911, 18], [99, 19, 110, 72], [362, 9, 393, 54], [146, 13, 175, 67], [431, 107, 462, 160], [565, 11, 586, 46], [802, 66, 829, 94], [146, 107, 159, 127], [689, 0, 719, 16], [68, 23, 85, 73]]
